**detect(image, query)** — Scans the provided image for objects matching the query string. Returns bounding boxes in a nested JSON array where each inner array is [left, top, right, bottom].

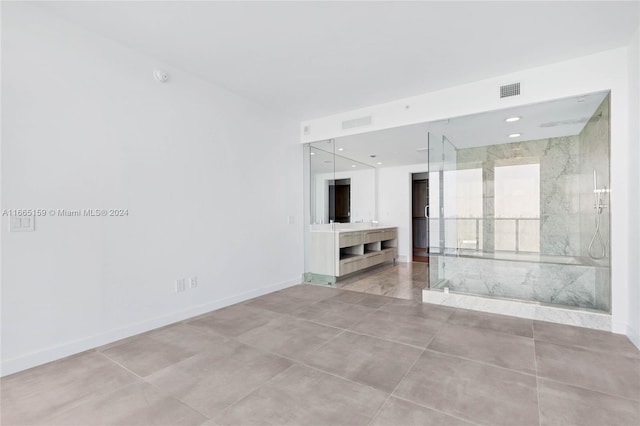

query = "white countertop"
[[310, 224, 397, 233]]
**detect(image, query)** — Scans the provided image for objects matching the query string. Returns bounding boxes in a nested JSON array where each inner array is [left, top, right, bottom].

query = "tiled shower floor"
[[2, 284, 639, 426]]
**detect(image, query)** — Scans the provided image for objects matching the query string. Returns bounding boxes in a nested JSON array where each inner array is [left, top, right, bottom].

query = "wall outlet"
[[175, 278, 186, 293], [189, 276, 198, 288]]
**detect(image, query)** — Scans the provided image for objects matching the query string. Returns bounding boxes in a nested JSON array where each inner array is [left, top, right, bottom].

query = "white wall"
[[1, 4, 303, 375], [378, 164, 428, 262], [301, 47, 634, 337], [627, 27, 640, 348]]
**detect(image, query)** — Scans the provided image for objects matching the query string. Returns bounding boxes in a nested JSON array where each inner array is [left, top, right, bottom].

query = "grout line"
[[366, 310, 482, 426], [289, 316, 349, 332], [424, 309, 452, 344], [439, 320, 537, 343], [389, 394, 484, 426], [14, 351, 142, 424], [366, 349, 425, 426], [220, 309, 442, 405], [535, 369, 640, 403], [444, 315, 536, 341], [144, 380, 211, 420], [290, 360, 390, 395], [212, 364, 298, 421], [101, 332, 295, 421], [532, 336, 640, 360], [404, 307, 542, 377], [232, 337, 392, 398], [300, 328, 348, 354], [291, 298, 448, 351], [96, 350, 146, 382], [381, 314, 518, 426], [367, 313, 451, 425], [336, 329, 427, 351], [96, 351, 211, 420], [533, 328, 640, 403], [421, 348, 538, 378]]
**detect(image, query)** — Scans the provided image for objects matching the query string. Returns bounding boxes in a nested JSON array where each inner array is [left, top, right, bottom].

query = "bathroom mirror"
[[309, 141, 376, 225]]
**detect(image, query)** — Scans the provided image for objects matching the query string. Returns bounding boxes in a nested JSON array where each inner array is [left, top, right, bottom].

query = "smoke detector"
[[154, 69, 169, 83]]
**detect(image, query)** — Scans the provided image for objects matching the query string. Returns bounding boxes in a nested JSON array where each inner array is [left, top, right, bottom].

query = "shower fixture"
[[588, 170, 609, 260]]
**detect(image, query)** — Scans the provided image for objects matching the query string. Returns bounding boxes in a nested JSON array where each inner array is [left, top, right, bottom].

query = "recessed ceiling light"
[[508, 133, 521, 138], [377, 162, 383, 165], [505, 116, 521, 122], [351, 164, 356, 168], [338, 148, 344, 151], [310, 152, 315, 155]]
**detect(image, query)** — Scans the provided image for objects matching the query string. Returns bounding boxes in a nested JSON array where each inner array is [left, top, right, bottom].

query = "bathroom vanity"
[[310, 225, 398, 279]]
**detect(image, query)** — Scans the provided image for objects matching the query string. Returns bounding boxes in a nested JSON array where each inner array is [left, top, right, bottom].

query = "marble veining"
[[441, 102, 611, 313], [430, 255, 610, 312], [423, 289, 611, 331], [458, 134, 583, 256]]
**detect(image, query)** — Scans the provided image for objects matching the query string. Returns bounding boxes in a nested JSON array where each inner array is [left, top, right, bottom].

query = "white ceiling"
[[32, 1, 639, 120], [311, 91, 608, 171], [311, 123, 430, 173], [310, 145, 378, 175], [427, 91, 609, 149]]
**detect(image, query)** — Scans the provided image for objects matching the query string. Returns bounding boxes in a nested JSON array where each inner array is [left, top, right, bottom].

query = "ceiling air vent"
[[341, 115, 372, 130], [500, 82, 521, 99]]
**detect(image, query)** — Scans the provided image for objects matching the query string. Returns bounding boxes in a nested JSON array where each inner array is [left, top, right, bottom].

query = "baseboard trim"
[[627, 323, 640, 350], [1, 277, 300, 377]]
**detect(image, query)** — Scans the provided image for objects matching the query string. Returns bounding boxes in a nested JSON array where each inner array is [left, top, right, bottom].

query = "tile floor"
[[337, 261, 428, 301], [2, 284, 639, 426]]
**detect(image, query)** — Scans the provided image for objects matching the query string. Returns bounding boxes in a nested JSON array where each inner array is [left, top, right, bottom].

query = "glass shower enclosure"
[[426, 92, 611, 313]]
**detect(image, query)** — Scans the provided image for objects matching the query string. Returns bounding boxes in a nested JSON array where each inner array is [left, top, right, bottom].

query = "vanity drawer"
[[339, 232, 363, 248], [365, 252, 385, 267], [339, 257, 366, 276], [383, 248, 397, 262], [364, 230, 385, 243], [382, 229, 397, 241]]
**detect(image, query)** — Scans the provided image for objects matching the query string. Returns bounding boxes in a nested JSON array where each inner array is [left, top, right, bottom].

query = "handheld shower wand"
[[588, 170, 607, 260]]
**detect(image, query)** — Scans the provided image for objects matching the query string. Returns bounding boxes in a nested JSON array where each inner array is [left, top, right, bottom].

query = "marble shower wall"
[[540, 137, 581, 255], [430, 255, 610, 311], [434, 97, 612, 311], [578, 95, 610, 265], [457, 136, 581, 256]]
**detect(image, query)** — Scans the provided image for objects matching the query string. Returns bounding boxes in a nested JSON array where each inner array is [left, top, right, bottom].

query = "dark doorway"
[[329, 179, 351, 223], [412, 173, 429, 262]]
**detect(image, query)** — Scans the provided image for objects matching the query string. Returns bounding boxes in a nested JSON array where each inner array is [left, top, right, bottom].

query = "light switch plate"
[[10, 216, 35, 232], [175, 278, 186, 293]]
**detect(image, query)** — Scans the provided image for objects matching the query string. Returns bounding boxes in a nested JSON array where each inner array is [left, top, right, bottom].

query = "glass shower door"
[[427, 133, 458, 287]]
